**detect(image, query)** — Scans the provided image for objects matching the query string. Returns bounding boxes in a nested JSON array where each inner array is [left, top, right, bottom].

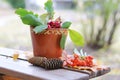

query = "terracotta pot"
[[30, 27, 68, 58]]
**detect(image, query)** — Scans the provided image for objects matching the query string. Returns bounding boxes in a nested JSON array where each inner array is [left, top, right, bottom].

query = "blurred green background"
[[0, 0, 120, 80]]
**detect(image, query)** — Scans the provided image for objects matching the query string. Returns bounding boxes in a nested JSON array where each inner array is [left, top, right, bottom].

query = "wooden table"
[[0, 47, 110, 80]]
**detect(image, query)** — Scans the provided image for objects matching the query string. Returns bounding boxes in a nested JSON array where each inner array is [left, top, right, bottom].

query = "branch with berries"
[[62, 49, 95, 68]]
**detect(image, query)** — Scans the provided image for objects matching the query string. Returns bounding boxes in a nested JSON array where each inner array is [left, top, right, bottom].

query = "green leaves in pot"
[[33, 25, 48, 34], [15, 8, 42, 26], [15, 8, 37, 17], [61, 21, 84, 47], [69, 29, 84, 46], [15, 0, 55, 33], [21, 14, 42, 26], [15, 8, 48, 33], [44, 0, 54, 19], [60, 34, 67, 49], [62, 22, 71, 29]]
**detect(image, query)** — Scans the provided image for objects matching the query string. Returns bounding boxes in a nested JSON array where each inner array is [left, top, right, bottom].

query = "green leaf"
[[21, 14, 42, 26], [44, 0, 54, 19], [40, 13, 49, 24], [69, 29, 84, 46], [62, 22, 72, 29], [33, 25, 47, 33], [60, 34, 67, 49], [15, 8, 38, 17]]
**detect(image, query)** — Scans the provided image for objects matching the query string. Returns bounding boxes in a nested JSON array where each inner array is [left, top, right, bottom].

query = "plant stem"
[[90, 17, 94, 45], [95, 16, 108, 45], [108, 11, 119, 45]]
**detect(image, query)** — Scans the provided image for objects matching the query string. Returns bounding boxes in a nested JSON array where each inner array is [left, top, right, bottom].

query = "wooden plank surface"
[[0, 47, 89, 80], [0, 47, 28, 60], [0, 47, 110, 80], [63, 66, 110, 78]]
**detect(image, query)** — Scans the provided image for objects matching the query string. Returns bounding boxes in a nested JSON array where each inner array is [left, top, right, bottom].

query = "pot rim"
[[31, 27, 68, 35]]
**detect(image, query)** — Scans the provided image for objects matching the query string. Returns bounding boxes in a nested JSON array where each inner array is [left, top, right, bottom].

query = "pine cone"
[[28, 57, 63, 69], [28, 57, 47, 67], [44, 58, 63, 69]]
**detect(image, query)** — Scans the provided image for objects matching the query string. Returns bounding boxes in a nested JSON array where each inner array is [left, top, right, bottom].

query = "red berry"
[[86, 56, 93, 60], [47, 21, 61, 28], [48, 25, 51, 29], [73, 54, 79, 59]]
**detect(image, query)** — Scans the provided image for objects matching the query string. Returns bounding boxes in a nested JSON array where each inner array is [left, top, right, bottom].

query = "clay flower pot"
[[30, 27, 68, 58]]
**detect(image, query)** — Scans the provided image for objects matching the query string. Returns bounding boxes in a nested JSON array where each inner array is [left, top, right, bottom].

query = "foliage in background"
[[79, 0, 120, 49], [6, 0, 25, 9]]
